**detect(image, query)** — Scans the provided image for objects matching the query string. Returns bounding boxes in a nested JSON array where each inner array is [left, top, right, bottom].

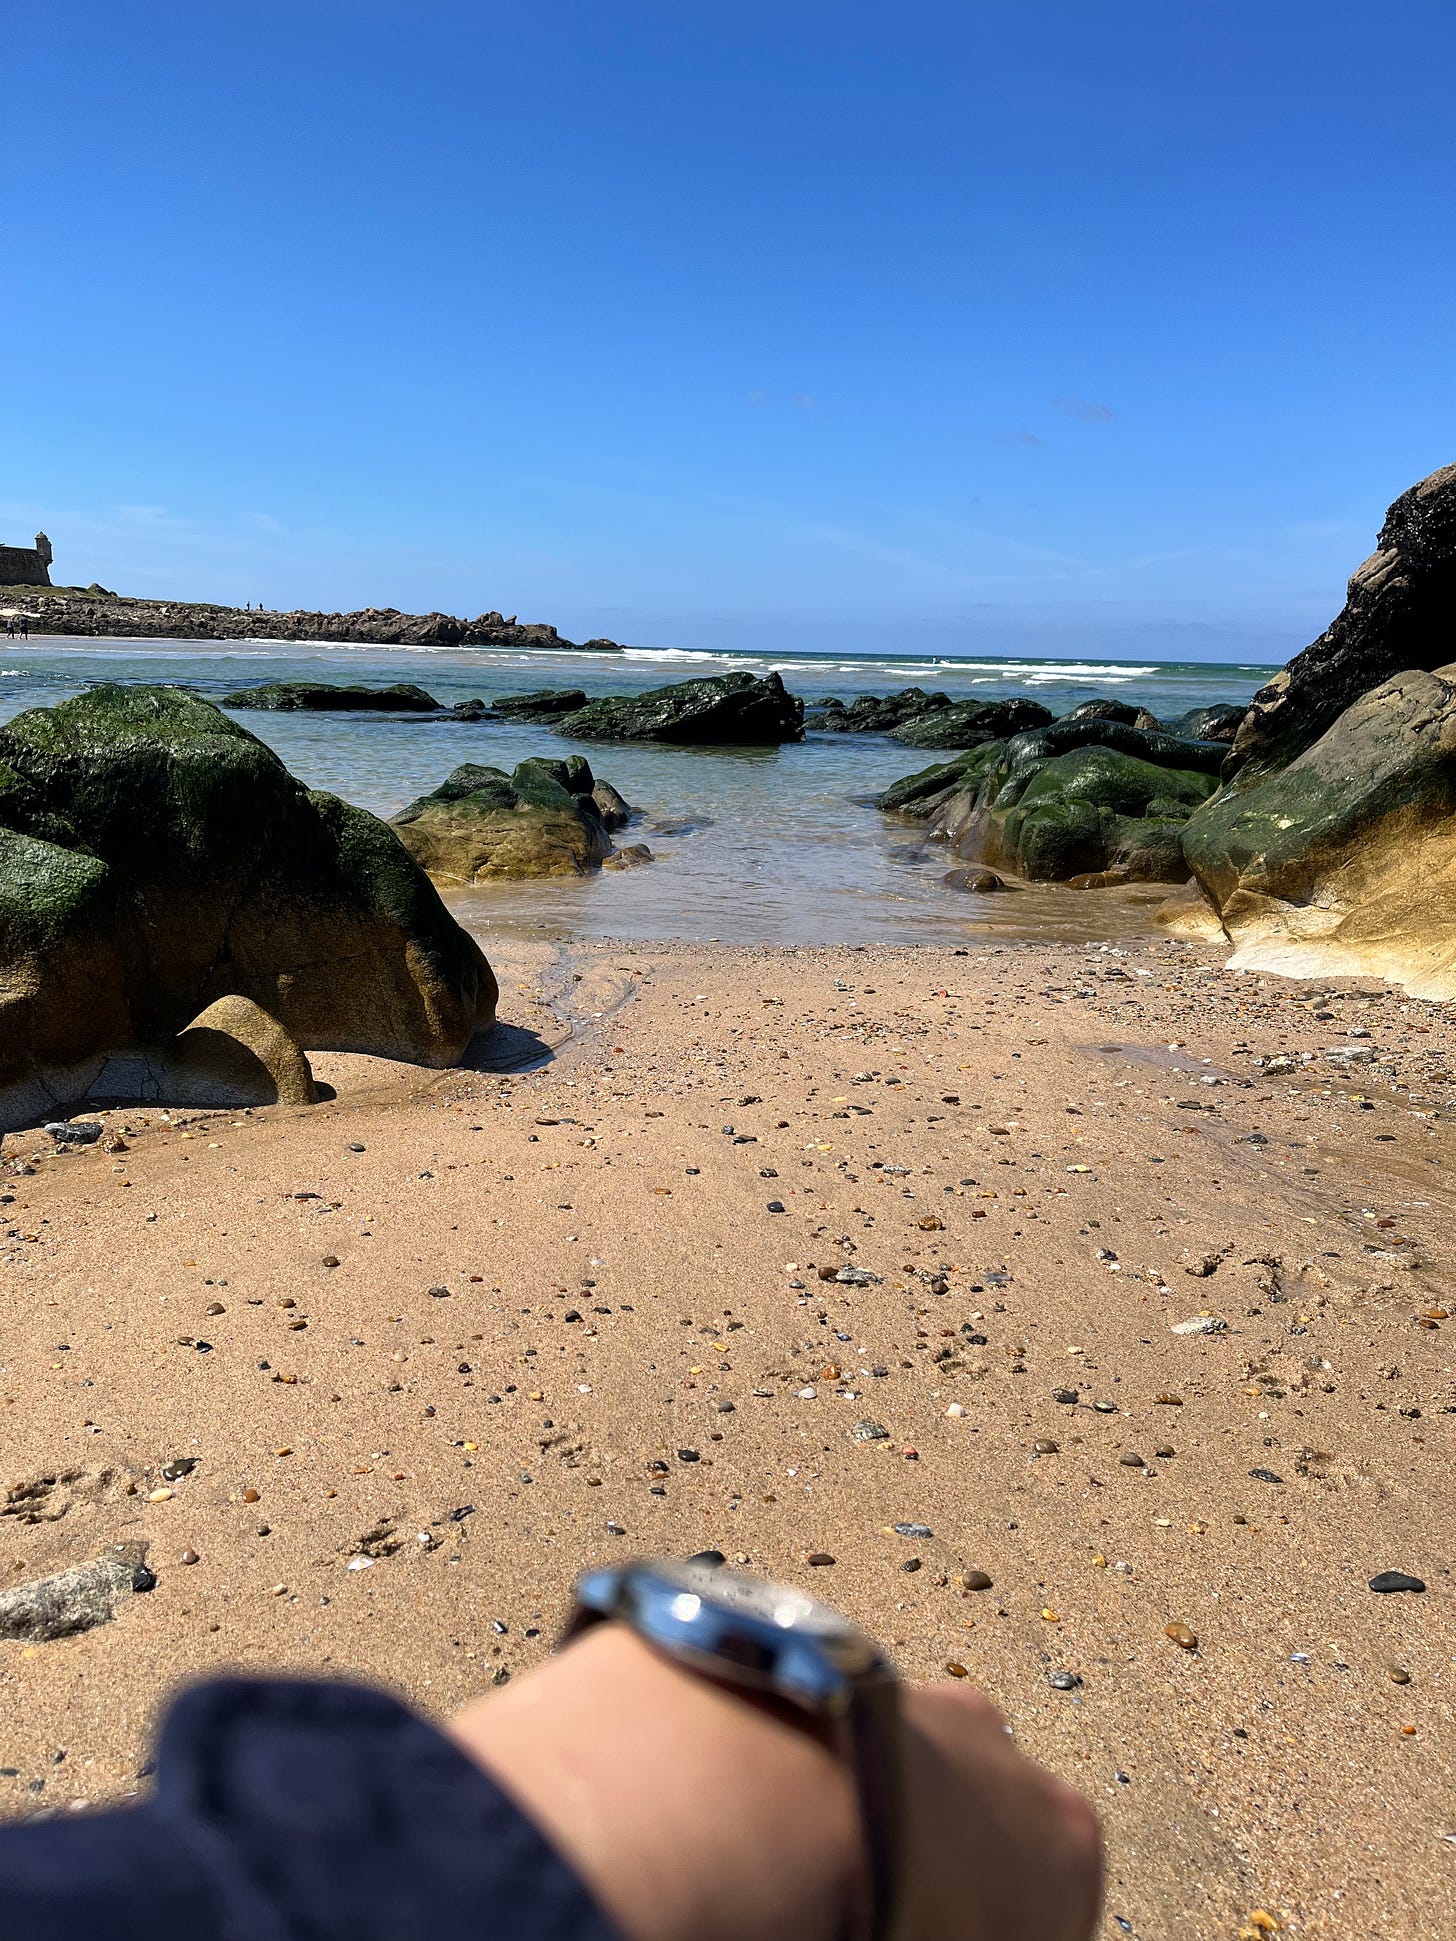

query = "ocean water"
[[0, 637, 1275, 947]]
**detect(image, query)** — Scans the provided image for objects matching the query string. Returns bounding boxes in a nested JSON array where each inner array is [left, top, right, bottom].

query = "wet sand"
[[2, 934, 1453, 1937]]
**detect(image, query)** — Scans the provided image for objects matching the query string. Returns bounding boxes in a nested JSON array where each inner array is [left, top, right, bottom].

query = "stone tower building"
[[0, 534, 53, 587]]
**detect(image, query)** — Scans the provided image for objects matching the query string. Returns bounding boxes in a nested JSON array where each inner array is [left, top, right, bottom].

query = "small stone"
[[46, 1121, 103, 1146], [766, 1201, 785, 1213], [851, 1420, 890, 1442], [1248, 1468, 1284, 1485], [1369, 1571, 1426, 1594], [1048, 1670, 1081, 1690], [1119, 1452, 1146, 1468], [1052, 1388, 1078, 1404], [945, 1402, 966, 1417], [347, 1143, 366, 1153], [242, 1488, 261, 1503], [918, 1216, 944, 1232], [1154, 1446, 1176, 1459], [321, 1255, 340, 1269], [1034, 1438, 1060, 1454], [894, 1522, 933, 1539], [605, 1523, 626, 1536], [205, 1301, 225, 1316], [944, 1661, 969, 1677], [806, 1552, 835, 1566], [677, 1448, 700, 1463], [147, 1488, 174, 1503], [901, 1558, 922, 1573], [427, 1285, 451, 1299], [1164, 1622, 1198, 1649], [689, 1550, 725, 1567], [1155, 1392, 1184, 1406], [160, 1459, 197, 1480], [961, 1569, 993, 1591], [1390, 1666, 1412, 1684], [1093, 1399, 1118, 1414], [178, 1549, 199, 1566]]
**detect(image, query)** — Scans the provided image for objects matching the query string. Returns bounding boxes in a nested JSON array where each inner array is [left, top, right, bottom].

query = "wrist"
[[449, 1622, 859, 1941]]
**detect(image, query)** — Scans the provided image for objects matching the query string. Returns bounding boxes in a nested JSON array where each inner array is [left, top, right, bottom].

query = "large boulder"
[[1177, 664, 1456, 997], [879, 723, 1219, 883], [1060, 698, 1141, 726], [554, 672, 803, 744], [392, 757, 624, 883], [1171, 702, 1246, 744], [889, 696, 1054, 750], [0, 686, 496, 1126], [222, 681, 442, 712], [1229, 463, 1456, 778]]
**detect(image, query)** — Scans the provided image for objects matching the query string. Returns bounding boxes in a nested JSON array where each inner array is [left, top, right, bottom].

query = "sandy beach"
[[2, 932, 1453, 1937]]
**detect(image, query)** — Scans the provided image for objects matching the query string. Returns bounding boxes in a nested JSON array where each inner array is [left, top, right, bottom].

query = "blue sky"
[[5, 1, 1454, 658]]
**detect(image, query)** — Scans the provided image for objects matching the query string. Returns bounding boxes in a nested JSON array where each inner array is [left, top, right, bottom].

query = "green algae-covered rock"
[[555, 672, 803, 744], [889, 697, 1053, 750], [1177, 664, 1456, 996], [222, 680, 442, 711], [0, 686, 496, 1122], [392, 757, 619, 883], [875, 743, 1007, 818]]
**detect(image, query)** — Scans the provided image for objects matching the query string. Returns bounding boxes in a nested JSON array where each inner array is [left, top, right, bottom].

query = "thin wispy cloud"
[[1052, 395, 1115, 423], [994, 429, 1043, 448], [790, 392, 817, 410]]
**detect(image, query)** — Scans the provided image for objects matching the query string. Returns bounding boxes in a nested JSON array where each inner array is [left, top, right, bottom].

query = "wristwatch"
[[561, 1556, 905, 1941]]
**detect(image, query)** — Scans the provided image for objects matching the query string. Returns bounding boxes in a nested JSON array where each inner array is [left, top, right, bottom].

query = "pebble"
[[1093, 1399, 1118, 1413], [1119, 1452, 1146, 1468], [1170, 1315, 1228, 1336], [677, 1448, 701, 1463], [945, 1403, 966, 1418], [178, 1549, 199, 1565], [347, 1143, 366, 1152], [1164, 1622, 1198, 1649], [427, 1285, 451, 1299], [806, 1552, 835, 1566], [321, 1255, 340, 1268], [1369, 1571, 1426, 1594], [1052, 1388, 1078, 1404], [161, 1458, 197, 1479], [1390, 1666, 1412, 1684], [1034, 1438, 1060, 1454], [893, 1522, 933, 1538], [1048, 1671, 1081, 1690], [944, 1661, 969, 1677], [851, 1420, 889, 1442], [689, 1550, 725, 1566], [960, 1569, 993, 1591], [45, 1121, 103, 1146], [1248, 1468, 1284, 1485], [766, 1201, 786, 1213], [242, 1488, 261, 1503]]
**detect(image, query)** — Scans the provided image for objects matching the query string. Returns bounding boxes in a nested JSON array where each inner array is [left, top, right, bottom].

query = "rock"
[[1061, 698, 1141, 726], [591, 779, 633, 830], [808, 688, 953, 734], [960, 1569, 993, 1591], [392, 759, 616, 883], [850, 1420, 890, 1441], [1369, 1571, 1426, 1593], [552, 672, 804, 745], [1170, 1315, 1227, 1335], [0, 1542, 153, 1643], [46, 1120, 102, 1145], [601, 844, 654, 870], [161, 995, 318, 1107], [1052, 1388, 1078, 1404], [0, 685, 495, 1129], [490, 690, 589, 722], [222, 681, 442, 712], [1153, 877, 1228, 943], [890, 697, 1054, 750], [1164, 1621, 1198, 1650], [1180, 664, 1456, 998], [943, 868, 1005, 893], [876, 744, 1007, 820], [1048, 1671, 1082, 1690], [1230, 463, 1456, 777], [1172, 703, 1246, 744], [894, 1522, 933, 1538]]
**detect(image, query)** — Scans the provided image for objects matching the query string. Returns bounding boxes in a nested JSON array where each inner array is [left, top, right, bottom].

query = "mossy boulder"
[[222, 681, 442, 712], [879, 719, 1219, 883], [0, 685, 496, 1125], [1178, 664, 1456, 996], [491, 689, 589, 721], [807, 688, 952, 734], [554, 672, 803, 744], [392, 756, 627, 883], [889, 697, 1053, 750]]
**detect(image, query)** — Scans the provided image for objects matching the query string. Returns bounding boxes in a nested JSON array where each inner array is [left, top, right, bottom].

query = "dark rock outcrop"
[[393, 756, 632, 882], [1062, 698, 1141, 726], [807, 688, 952, 734], [491, 690, 590, 721], [890, 697, 1054, 750], [1171, 702, 1246, 744], [553, 672, 803, 745], [0, 686, 496, 1128], [1229, 463, 1456, 778], [1174, 664, 1456, 996], [223, 681, 442, 712]]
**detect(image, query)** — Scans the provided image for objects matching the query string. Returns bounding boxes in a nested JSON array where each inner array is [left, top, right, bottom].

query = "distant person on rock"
[[0, 1559, 1100, 1940]]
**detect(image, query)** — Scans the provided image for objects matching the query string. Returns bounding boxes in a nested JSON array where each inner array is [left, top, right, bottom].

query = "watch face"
[[637, 1557, 857, 1642]]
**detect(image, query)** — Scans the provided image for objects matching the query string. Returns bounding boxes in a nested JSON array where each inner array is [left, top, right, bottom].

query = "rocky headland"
[[1, 583, 621, 652]]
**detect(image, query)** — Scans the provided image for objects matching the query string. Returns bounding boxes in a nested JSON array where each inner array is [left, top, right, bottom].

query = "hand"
[[448, 1622, 1101, 1941]]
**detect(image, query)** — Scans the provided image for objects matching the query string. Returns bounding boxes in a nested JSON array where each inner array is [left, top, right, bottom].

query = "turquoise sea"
[[0, 637, 1275, 947]]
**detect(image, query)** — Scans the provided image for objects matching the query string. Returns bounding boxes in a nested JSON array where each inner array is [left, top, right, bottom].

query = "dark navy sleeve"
[[0, 1676, 624, 1941]]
